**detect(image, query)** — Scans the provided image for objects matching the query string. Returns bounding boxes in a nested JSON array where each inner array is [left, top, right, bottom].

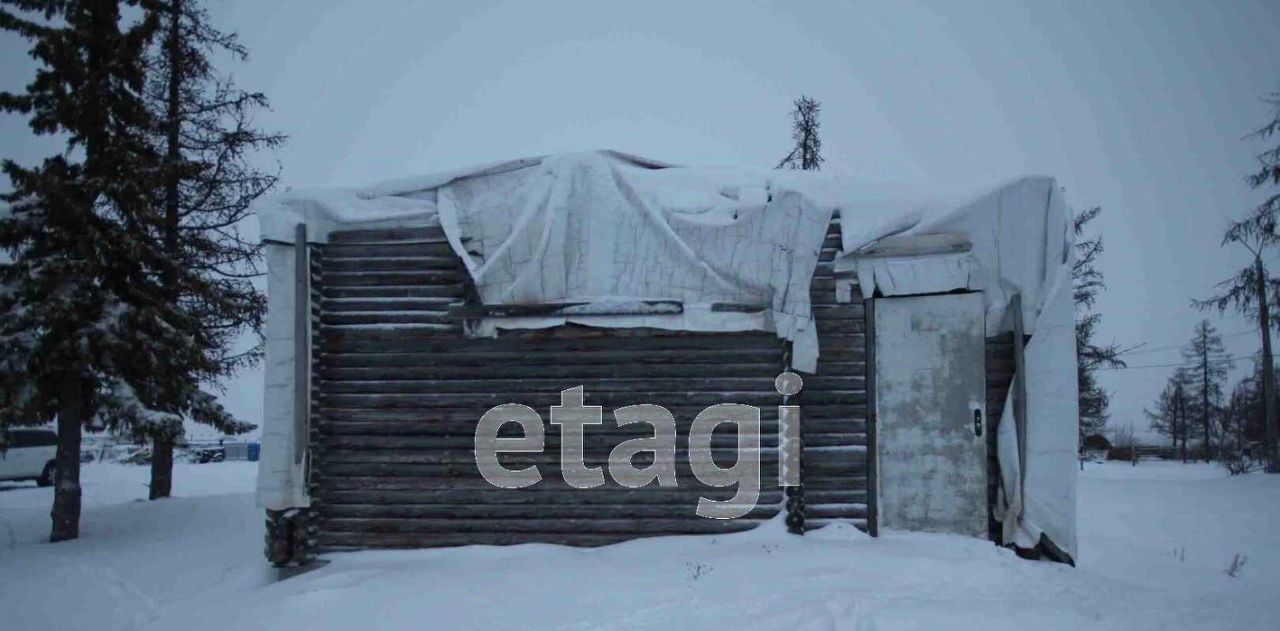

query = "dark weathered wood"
[[326, 348, 784, 368], [864, 296, 879, 536], [325, 256, 461, 273], [317, 488, 788, 505], [321, 517, 774, 535], [318, 503, 781, 520], [322, 285, 467, 300], [324, 270, 462, 287], [328, 226, 448, 244], [319, 390, 864, 409], [322, 362, 791, 381], [324, 242, 461, 259], [317, 531, 735, 550], [294, 224, 309, 466], [320, 312, 457, 328], [710, 303, 770, 313], [797, 219, 872, 536], [322, 298, 457, 312], [306, 215, 877, 549], [321, 376, 844, 394], [449, 300, 683, 318]]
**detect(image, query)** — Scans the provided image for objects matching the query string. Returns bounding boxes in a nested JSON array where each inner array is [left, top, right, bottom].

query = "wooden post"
[[864, 296, 879, 537], [1011, 294, 1028, 495], [783, 342, 805, 535], [294, 223, 309, 466]]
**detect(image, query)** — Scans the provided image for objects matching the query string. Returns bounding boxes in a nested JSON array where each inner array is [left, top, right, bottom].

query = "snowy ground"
[[1, 461, 1276, 630]]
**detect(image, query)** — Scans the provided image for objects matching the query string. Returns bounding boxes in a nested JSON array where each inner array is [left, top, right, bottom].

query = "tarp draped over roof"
[[260, 151, 859, 370]]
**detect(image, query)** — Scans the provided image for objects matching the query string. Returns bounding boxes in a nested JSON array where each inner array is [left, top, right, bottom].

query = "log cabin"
[[253, 151, 1079, 566]]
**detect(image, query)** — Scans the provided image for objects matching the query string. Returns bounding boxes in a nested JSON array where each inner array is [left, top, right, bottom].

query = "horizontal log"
[[317, 405, 786, 423], [323, 348, 785, 368], [324, 271, 462, 287], [317, 406, 785, 425], [805, 489, 868, 503], [816, 319, 865, 334], [328, 226, 448, 244], [317, 530, 753, 550], [324, 242, 461, 259], [313, 471, 786, 495], [317, 502, 780, 520], [322, 298, 459, 313], [449, 300, 684, 318], [322, 285, 467, 299], [320, 376, 859, 395], [323, 256, 461, 273], [321, 312, 456, 327], [810, 278, 838, 293], [807, 504, 868, 520], [322, 327, 780, 349], [316, 489, 787, 506], [316, 433, 783, 452], [811, 304, 866, 319], [320, 517, 773, 535], [319, 390, 865, 409], [316, 450, 782, 467], [801, 432, 867, 448], [316, 404, 864, 423], [321, 362, 789, 381]]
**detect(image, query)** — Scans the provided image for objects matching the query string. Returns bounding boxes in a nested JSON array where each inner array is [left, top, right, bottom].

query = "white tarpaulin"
[[835, 176, 1079, 562], [258, 150, 852, 371], [434, 151, 835, 371]]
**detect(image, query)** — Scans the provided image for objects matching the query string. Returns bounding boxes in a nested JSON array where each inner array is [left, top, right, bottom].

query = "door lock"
[[973, 408, 984, 437]]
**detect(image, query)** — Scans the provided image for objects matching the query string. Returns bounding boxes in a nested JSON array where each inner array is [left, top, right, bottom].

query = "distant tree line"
[[1142, 89, 1280, 473]]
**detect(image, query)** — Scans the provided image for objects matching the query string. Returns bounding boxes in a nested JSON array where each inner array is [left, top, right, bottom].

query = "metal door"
[[874, 292, 987, 536]]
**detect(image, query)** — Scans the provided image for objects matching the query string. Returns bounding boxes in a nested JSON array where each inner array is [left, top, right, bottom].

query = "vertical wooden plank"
[[783, 341, 805, 535], [294, 223, 309, 466], [1011, 293, 1028, 491], [864, 296, 879, 537]]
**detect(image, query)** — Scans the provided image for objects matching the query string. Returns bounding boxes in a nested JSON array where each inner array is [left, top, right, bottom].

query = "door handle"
[[973, 408, 983, 437]]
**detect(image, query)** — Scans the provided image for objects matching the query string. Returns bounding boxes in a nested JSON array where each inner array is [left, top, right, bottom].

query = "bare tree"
[[776, 96, 824, 171], [1146, 369, 1194, 461]]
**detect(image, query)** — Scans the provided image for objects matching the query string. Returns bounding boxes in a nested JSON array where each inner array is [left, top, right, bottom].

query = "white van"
[[0, 428, 58, 486]]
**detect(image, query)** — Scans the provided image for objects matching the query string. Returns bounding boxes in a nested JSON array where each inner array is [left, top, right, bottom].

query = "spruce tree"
[[137, 0, 277, 499], [1073, 207, 1125, 444], [1181, 320, 1233, 461], [0, 0, 164, 541]]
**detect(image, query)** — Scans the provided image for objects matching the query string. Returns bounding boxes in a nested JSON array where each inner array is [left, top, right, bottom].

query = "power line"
[[1096, 352, 1260, 372], [1115, 329, 1258, 358]]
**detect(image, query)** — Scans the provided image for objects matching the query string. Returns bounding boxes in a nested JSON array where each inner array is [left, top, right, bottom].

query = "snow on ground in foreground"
[[0, 460, 1276, 630]]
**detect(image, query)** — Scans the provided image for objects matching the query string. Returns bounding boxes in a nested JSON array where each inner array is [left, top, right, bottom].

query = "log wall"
[[307, 223, 870, 551]]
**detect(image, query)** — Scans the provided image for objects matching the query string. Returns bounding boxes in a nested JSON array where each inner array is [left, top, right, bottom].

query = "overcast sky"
[[4, 0, 1280, 440]]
